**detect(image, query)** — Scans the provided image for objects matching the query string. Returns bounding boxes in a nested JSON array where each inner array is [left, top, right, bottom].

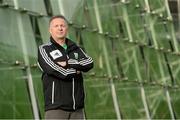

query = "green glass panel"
[[115, 82, 147, 119], [5, 0, 47, 15], [148, 0, 167, 16], [116, 40, 146, 81], [0, 8, 39, 119], [68, 26, 78, 42], [14, 74, 33, 119], [85, 78, 116, 119], [169, 89, 180, 118], [143, 47, 171, 85], [0, 104, 13, 118], [81, 31, 105, 74], [153, 22, 172, 50], [103, 38, 123, 77], [37, 17, 50, 43], [166, 53, 180, 86], [0, 64, 33, 119], [0, 8, 23, 62], [94, 0, 119, 35], [31, 68, 44, 118], [0, 8, 37, 63], [20, 15, 38, 63], [145, 86, 171, 119], [50, 0, 83, 21], [76, 0, 98, 29]]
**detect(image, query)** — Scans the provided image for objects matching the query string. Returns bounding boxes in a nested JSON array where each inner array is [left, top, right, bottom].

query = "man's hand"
[[57, 61, 67, 67], [76, 71, 81, 74]]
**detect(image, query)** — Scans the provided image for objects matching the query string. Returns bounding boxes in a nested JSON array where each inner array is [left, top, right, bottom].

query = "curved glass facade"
[[0, 0, 180, 119]]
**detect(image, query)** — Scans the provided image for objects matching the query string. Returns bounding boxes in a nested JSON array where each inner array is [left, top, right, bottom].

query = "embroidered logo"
[[50, 50, 62, 60], [74, 53, 78, 59]]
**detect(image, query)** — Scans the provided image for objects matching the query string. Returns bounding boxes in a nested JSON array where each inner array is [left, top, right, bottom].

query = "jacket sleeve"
[[38, 45, 76, 79], [68, 48, 93, 72]]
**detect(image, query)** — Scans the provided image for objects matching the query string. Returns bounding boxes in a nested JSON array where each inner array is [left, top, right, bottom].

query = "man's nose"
[[58, 26, 63, 30]]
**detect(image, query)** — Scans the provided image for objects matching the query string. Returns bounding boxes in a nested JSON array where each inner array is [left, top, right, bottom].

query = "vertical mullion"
[[14, 4, 40, 118], [121, 2, 133, 42], [134, 45, 151, 119], [164, 0, 179, 52], [93, 0, 121, 119]]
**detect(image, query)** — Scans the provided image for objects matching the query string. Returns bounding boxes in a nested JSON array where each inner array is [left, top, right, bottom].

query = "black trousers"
[[45, 108, 85, 119]]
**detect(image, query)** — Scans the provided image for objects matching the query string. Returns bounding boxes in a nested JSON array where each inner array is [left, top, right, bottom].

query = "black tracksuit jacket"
[[38, 37, 93, 111]]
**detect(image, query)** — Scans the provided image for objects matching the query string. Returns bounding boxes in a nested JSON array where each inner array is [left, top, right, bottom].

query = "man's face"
[[49, 18, 68, 40]]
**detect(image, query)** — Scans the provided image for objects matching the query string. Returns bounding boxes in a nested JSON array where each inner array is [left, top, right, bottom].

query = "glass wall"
[[0, 0, 180, 119]]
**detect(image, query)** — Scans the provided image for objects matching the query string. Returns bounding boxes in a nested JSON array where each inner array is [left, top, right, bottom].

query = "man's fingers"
[[76, 71, 81, 74], [57, 61, 66, 67]]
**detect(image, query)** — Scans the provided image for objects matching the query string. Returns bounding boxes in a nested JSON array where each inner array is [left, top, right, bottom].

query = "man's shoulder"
[[66, 38, 77, 45], [39, 42, 52, 49]]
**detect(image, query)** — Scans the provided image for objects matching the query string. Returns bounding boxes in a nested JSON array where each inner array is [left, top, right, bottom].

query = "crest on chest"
[[74, 52, 78, 59]]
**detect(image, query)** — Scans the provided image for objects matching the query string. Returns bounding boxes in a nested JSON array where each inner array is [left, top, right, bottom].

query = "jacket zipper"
[[52, 81, 55, 104], [72, 78, 76, 110]]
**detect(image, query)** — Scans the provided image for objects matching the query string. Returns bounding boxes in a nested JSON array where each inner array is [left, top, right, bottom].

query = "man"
[[38, 15, 93, 119]]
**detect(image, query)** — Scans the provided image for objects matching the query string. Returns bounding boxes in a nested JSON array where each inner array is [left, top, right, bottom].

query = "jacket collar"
[[50, 36, 78, 52]]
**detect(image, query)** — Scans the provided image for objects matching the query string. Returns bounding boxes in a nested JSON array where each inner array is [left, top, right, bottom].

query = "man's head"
[[49, 15, 69, 41]]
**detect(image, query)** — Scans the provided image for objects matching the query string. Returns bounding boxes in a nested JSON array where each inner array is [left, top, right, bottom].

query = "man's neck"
[[54, 38, 66, 46]]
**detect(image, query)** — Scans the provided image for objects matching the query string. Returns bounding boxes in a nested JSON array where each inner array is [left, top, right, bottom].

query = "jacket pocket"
[[52, 81, 55, 104]]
